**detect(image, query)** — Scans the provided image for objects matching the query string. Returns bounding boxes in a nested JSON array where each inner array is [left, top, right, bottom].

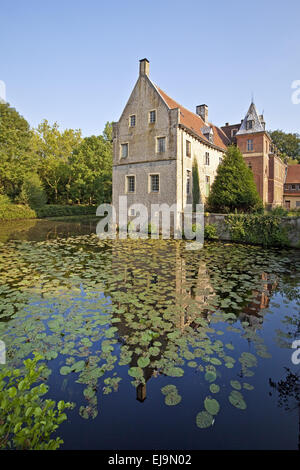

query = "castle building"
[[283, 165, 300, 209], [222, 103, 286, 206], [112, 59, 287, 223]]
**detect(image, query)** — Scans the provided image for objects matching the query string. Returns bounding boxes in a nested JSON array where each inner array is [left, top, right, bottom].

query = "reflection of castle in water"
[[110, 241, 276, 402]]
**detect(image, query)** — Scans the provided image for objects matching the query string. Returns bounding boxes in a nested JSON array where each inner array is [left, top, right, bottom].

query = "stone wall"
[[204, 213, 300, 248]]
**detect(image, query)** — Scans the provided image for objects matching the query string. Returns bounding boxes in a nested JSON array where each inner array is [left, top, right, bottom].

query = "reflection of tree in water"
[[269, 368, 300, 450], [269, 269, 300, 449]]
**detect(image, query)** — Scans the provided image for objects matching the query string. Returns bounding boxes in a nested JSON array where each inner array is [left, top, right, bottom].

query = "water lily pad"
[[209, 384, 220, 394], [196, 411, 214, 428], [243, 383, 254, 390], [137, 356, 150, 368], [228, 390, 247, 410], [165, 393, 181, 406], [161, 384, 177, 395], [230, 380, 241, 390], [204, 370, 217, 382], [60, 366, 71, 375], [204, 397, 220, 415]]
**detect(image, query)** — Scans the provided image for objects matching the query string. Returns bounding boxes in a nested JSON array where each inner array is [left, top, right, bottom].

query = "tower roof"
[[236, 102, 265, 135]]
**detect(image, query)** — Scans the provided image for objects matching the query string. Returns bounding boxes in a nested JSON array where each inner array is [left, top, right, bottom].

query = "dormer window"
[[202, 126, 214, 144], [246, 120, 253, 130]]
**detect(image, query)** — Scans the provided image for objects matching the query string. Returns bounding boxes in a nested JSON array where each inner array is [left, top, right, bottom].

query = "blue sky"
[[1, 0, 300, 136]]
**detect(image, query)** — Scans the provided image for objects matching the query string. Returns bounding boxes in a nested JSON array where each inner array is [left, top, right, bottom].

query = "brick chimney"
[[139, 58, 149, 77], [196, 104, 208, 123]]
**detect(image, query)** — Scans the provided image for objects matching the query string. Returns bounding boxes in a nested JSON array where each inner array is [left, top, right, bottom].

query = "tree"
[[32, 120, 82, 203], [19, 173, 47, 209], [69, 124, 112, 204], [192, 158, 200, 211], [0, 102, 34, 199], [207, 145, 262, 213], [269, 130, 300, 162]]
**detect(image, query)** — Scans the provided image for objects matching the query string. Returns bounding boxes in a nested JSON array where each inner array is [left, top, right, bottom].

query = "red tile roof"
[[286, 165, 300, 183], [156, 86, 230, 151]]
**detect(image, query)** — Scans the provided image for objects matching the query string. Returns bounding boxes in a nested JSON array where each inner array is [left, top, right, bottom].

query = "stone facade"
[[113, 59, 289, 221], [112, 59, 228, 227]]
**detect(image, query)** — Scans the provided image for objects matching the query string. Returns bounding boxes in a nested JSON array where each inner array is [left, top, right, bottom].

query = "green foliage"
[[207, 145, 263, 213], [0, 194, 36, 220], [204, 223, 218, 240], [35, 204, 96, 218], [268, 205, 288, 217], [0, 102, 35, 199], [0, 353, 73, 450], [225, 214, 290, 247], [32, 120, 82, 204], [192, 158, 200, 211], [69, 131, 112, 205], [19, 173, 47, 209], [269, 129, 300, 162]]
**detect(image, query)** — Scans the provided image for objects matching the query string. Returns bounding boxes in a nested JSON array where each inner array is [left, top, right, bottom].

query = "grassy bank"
[[0, 198, 97, 221], [0, 196, 36, 221], [35, 204, 97, 218]]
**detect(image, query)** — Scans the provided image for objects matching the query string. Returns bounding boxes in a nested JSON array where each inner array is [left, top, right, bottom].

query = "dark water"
[[0, 218, 300, 449]]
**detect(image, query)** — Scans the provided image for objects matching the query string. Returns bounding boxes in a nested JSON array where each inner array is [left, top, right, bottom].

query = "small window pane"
[[130, 115, 136, 127], [157, 137, 165, 153], [205, 152, 210, 165], [149, 110, 156, 123], [186, 170, 191, 194], [205, 175, 210, 197], [247, 139, 253, 151], [151, 174, 159, 192], [121, 143, 128, 158], [127, 176, 135, 193], [186, 140, 191, 157]]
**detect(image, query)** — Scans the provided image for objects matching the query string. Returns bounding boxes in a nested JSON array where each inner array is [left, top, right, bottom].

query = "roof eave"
[[178, 123, 227, 152]]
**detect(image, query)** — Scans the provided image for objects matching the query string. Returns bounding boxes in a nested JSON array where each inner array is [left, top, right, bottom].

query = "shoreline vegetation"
[[0, 201, 97, 221]]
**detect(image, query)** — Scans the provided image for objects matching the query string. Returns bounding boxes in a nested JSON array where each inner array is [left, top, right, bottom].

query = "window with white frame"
[[296, 201, 300, 207], [246, 120, 253, 130], [149, 110, 156, 123], [157, 137, 166, 153], [121, 143, 128, 158], [205, 175, 210, 197], [129, 115, 136, 127], [186, 140, 191, 157], [150, 174, 159, 192], [247, 139, 253, 151], [205, 152, 210, 165], [186, 170, 191, 195], [126, 175, 135, 193]]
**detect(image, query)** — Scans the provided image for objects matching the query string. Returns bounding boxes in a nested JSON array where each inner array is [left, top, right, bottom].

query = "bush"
[[204, 223, 219, 240], [225, 214, 290, 247], [0, 195, 36, 220], [0, 353, 74, 450], [268, 206, 288, 217], [35, 204, 96, 218], [19, 174, 47, 209]]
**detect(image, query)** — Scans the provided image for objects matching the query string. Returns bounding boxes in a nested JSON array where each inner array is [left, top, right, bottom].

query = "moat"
[[1, 217, 300, 449]]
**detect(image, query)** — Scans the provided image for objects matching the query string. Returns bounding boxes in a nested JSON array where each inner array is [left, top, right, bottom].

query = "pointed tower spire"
[[236, 101, 265, 135]]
